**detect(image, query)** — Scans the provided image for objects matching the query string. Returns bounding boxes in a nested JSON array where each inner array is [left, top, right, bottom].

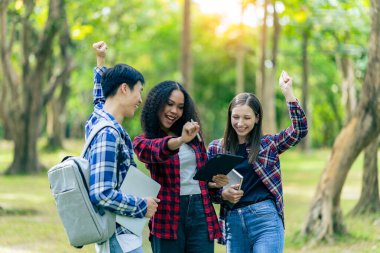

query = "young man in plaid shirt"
[[84, 41, 159, 253]]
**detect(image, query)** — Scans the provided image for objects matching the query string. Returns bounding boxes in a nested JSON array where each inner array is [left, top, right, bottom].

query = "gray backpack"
[[48, 121, 122, 248]]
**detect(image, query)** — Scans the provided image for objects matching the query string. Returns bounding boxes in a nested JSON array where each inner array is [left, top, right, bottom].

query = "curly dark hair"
[[141, 80, 201, 139]]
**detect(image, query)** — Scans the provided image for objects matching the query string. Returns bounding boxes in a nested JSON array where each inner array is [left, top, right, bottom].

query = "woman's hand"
[[208, 174, 229, 188], [167, 120, 200, 150], [180, 121, 200, 143], [221, 185, 244, 204], [279, 70, 296, 102]]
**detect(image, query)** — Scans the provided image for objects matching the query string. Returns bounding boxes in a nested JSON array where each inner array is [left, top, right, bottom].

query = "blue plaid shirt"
[[84, 67, 147, 236]]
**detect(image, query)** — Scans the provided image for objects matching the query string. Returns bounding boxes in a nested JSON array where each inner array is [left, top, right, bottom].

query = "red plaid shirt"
[[133, 132, 222, 240]]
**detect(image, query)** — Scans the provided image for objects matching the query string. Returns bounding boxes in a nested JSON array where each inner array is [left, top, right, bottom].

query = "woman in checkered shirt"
[[208, 71, 308, 253], [133, 81, 227, 253]]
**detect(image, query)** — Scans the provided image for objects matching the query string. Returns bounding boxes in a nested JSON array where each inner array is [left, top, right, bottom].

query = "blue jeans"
[[109, 233, 144, 253], [225, 199, 284, 253], [151, 194, 214, 253]]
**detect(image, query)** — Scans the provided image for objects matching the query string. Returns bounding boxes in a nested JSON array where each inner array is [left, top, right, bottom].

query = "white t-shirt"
[[179, 144, 201, 195]]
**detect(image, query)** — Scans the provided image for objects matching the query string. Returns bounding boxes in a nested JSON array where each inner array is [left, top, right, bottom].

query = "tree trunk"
[[258, 0, 273, 134], [181, 0, 192, 94], [46, 10, 73, 150], [302, 0, 380, 241], [300, 27, 311, 151], [8, 111, 40, 174], [265, 0, 279, 134], [46, 87, 68, 149], [46, 72, 72, 149], [235, 3, 246, 95], [340, 57, 356, 123], [349, 136, 380, 215], [0, 0, 67, 174]]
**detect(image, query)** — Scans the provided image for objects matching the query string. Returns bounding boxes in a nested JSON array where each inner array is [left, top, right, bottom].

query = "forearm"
[[133, 135, 178, 163], [284, 90, 297, 102], [97, 55, 105, 68], [90, 187, 147, 218], [275, 101, 308, 153], [167, 136, 185, 150]]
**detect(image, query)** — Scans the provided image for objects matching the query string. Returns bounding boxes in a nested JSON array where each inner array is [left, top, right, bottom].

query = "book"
[[193, 154, 245, 181], [224, 169, 243, 190], [116, 165, 161, 236]]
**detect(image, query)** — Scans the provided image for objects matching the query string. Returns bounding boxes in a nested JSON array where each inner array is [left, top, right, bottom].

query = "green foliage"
[[0, 0, 372, 147]]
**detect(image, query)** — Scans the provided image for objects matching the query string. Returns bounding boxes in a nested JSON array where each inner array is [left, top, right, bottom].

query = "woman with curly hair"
[[133, 81, 226, 253]]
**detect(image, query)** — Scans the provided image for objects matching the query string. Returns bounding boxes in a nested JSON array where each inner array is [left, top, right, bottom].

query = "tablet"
[[193, 154, 245, 181], [116, 166, 161, 235]]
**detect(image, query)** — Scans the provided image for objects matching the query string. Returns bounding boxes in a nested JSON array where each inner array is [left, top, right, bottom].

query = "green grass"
[[0, 140, 379, 252]]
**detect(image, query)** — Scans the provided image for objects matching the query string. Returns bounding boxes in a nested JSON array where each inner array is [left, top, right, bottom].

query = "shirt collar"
[[94, 105, 127, 140]]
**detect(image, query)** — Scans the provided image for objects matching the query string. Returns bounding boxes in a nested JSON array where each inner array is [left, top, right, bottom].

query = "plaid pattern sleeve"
[[88, 128, 147, 218], [274, 100, 308, 154], [133, 134, 178, 163], [93, 67, 107, 107]]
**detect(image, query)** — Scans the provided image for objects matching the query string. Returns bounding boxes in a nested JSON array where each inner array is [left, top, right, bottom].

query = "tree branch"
[[42, 0, 73, 107], [42, 61, 74, 107], [29, 0, 63, 86], [21, 0, 36, 82], [0, 0, 20, 92]]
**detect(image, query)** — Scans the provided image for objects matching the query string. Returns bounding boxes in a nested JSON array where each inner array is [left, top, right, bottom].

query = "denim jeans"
[[109, 233, 144, 253], [225, 199, 284, 253], [151, 194, 214, 253]]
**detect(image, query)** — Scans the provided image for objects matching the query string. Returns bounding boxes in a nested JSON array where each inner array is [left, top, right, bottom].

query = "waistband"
[[180, 194, 202, 201], [226, 199, 275, 214]]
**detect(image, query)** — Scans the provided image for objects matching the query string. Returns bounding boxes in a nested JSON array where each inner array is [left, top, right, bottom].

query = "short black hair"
[[101, 64, 145, 99], [141, 80, 200, 139]]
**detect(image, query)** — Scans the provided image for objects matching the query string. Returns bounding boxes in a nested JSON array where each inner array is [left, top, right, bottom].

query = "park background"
[[0, 0, 379, 252]]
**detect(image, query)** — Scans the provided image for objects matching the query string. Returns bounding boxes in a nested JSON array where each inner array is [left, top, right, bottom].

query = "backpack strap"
[[81, 120, 122, 188], [80, 121, 118, 158]]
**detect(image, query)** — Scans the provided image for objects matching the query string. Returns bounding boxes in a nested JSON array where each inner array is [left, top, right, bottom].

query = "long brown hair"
[[223, 93, 263, 163]]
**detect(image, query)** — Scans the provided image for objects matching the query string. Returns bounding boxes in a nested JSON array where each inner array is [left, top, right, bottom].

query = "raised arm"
[[274, 71, 308, 154], [92, 41, 108, 107]]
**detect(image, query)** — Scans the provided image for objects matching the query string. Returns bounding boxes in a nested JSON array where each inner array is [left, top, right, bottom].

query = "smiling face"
[[230, 104, 258, 144], [158, 89, 185, 131], [122, 81, 143, 118]]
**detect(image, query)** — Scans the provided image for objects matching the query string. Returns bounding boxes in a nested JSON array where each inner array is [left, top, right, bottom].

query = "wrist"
[[96, 56, 105, 67], [221, 190, 226, 201], [177, 137, 185, 145], [285, 93, 297, 102], [167, 136, 184, 150]]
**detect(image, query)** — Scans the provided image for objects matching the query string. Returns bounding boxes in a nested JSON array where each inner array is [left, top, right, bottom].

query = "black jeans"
[[151, 194, 214, 253]]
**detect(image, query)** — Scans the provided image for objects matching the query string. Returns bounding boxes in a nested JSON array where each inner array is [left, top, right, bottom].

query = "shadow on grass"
[[0, 206, 39, 216], [289, 227, 375, 252]]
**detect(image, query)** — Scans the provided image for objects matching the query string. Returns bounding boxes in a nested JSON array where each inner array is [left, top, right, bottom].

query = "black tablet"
[[193, 154, 245, 181]]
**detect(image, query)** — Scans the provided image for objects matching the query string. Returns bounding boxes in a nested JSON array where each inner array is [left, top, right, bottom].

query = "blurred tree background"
[[1, 0, 379, 248], [3, 0, 372, 150]]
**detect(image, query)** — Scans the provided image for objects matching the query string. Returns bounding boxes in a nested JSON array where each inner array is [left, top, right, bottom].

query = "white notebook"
[[224, 169, 243, 190], [116, 165, 161, 236]]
